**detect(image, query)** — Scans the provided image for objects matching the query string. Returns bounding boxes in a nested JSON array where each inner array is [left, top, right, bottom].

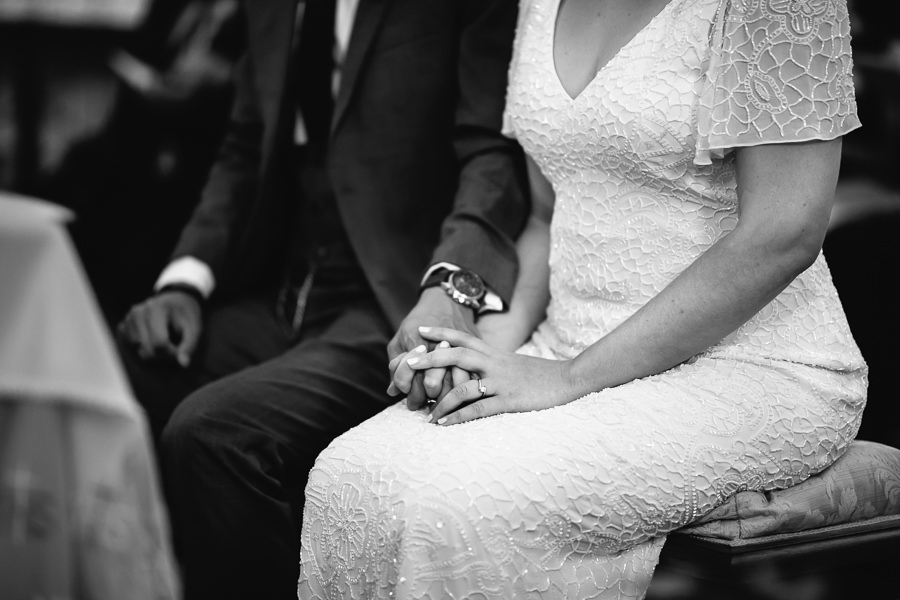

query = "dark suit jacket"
[[171, 0, 528, 328]]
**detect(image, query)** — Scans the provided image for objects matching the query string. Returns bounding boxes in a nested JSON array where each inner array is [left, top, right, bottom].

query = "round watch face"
[[451, 270, 485, 299]]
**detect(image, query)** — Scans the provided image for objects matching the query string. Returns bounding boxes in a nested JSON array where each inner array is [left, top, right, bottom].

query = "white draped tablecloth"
[[0, 192, 180, 600], [0, 0, 149, 28]]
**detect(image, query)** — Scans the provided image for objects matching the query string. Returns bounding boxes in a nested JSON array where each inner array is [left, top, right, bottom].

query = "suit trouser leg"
[[160, 294, 394, 600]]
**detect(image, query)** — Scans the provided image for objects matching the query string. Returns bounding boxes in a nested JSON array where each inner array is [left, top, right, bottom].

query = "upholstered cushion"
[[681, 440, 900, 541]]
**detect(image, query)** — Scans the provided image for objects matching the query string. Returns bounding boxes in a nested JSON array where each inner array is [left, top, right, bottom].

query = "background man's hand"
[[387, 287, 478, 409], [119, 290, 203, 367]]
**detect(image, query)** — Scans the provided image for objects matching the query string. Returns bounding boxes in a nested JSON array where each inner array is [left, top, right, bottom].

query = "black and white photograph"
[[1, 1, 899, 599]]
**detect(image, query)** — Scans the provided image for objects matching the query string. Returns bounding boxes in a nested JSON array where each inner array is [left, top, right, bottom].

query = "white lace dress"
[[297, 0, 867, 598]]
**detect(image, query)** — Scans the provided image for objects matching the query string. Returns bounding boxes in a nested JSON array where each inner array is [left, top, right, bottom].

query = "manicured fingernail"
[[419, 326, 431, 333], [414, 344, 426, 353], [438, 341, 450, 348], [437, 417, 448, 425], [407, 356, 419, 366], [426, 413, 434, 423]]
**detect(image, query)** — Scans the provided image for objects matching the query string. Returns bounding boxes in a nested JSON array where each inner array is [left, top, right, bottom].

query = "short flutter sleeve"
[[695, 0, 861, 165]]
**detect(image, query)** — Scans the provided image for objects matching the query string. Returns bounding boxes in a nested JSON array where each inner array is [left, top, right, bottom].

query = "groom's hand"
[[119, 289, 203, 367], [387, 287, 478, 409]]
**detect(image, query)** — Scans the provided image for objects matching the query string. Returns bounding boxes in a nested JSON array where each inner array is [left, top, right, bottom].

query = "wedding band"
[[477, 379, 487, 399]]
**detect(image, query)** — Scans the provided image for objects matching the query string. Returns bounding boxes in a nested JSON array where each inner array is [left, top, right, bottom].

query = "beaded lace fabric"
[[298, 0, 867, 598]]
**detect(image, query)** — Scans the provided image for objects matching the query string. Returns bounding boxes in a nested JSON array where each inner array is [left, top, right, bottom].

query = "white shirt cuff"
[[422, 262, 504, 313], [155, 256, 216, 298]]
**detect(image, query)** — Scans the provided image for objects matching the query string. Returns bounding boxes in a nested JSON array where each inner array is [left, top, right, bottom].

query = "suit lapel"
[[331, 0, 391, 134], [246, 0, 298, 150]]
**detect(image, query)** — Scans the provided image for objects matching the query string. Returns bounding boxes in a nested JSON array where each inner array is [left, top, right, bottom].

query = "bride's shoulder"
[[695, 0, 858, 165], [716, 0, 851, 39], [711, 0, 854, 75]]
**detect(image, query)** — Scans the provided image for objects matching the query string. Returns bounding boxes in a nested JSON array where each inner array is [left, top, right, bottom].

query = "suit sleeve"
[[427, 0, 530, 305], [169, 52, 265, 286]]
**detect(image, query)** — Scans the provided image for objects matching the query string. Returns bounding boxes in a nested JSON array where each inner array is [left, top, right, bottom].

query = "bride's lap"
[[299, 357, 861, 598], [305, 355, 862, 545]]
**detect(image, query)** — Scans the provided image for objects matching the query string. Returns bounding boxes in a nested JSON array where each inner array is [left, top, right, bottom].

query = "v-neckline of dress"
[[551, 0, 679, 102]]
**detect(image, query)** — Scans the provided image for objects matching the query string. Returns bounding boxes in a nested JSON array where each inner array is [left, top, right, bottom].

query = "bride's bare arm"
[[564, 138, 842, 395], [477, 154, 554, 351], [403, 138, 842, 425]]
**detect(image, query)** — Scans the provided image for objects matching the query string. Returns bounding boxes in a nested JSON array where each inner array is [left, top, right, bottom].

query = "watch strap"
[[420, 267, 453, 291]]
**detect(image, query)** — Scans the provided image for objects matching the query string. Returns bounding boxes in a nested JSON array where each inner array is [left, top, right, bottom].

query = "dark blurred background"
[[0, 0, 244, 320], [0, 0, 897, 448]]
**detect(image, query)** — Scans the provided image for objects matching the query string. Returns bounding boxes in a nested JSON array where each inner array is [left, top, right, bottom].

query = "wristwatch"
[[440, 269, 487, 311]]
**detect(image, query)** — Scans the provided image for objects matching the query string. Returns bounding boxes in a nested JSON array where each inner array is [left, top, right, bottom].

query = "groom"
[[117, 0, 526, 598]]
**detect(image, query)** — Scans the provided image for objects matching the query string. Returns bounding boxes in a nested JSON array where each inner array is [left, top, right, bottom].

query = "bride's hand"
[[407, 326, 579, 425], [388, 342, 472, 405]]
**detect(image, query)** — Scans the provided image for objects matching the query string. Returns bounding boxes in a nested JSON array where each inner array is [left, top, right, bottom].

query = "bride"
[[297, 0, 867, 597]]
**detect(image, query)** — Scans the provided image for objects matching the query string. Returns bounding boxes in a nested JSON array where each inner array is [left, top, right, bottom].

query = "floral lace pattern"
[[696, 0, 859, 162], [298, 1, 866, 598], [767, 0, 833, 40]]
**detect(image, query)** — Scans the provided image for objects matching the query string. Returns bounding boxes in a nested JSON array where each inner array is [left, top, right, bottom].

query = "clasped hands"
[[388, 325, 575, 426]]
